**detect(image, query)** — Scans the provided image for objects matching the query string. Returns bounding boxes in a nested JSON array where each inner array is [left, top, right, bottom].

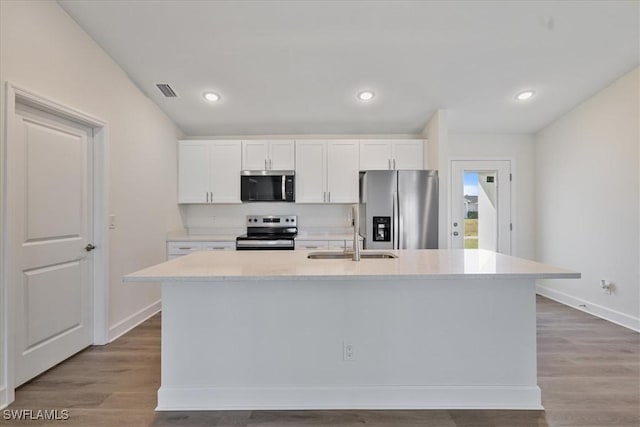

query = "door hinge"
[[509, 173, 512, 181], [510, 223, 513, 231]]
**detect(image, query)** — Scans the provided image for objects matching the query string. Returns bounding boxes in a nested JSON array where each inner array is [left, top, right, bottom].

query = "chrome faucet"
[[352, 204, 361, 261]]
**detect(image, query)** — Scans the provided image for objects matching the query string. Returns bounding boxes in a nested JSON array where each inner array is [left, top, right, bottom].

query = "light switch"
[[109, 214, 116, 229]]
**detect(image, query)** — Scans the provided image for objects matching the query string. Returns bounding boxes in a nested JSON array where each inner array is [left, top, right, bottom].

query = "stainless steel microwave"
[[240, 171, 295, 202]]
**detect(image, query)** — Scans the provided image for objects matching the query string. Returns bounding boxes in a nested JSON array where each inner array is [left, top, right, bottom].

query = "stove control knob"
[[254, 218, 258, 222]]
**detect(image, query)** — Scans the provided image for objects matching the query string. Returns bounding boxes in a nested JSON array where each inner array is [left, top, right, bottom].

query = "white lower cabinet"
[[296, 239, 364, 251], [296, 240, 330, 250], [167, 241, 235, 259]]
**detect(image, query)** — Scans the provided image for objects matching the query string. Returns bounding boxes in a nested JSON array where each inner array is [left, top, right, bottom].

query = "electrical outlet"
[[600, 280, 613, 295], [343, 342, 355, 361]]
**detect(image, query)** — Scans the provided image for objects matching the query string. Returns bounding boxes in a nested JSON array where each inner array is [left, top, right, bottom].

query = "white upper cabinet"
[[295, 140, 359, 204], [242, 140, 295, 170], [392, 140, 424, 170], [178, 141, 210, 203], [295, 140, 326, 203], [241, 140, 270, 170], [359, 139, 425, 170], [178, 140, 241, 204], [209, 141, 242, 203], [326, 140, 359, 203]]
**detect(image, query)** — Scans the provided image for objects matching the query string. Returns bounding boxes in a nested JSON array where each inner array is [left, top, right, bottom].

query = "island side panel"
[[158, 278, 540, 410]]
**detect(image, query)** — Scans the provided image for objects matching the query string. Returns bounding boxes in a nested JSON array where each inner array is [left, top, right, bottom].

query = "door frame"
[[1, 83, 109, 408], [449, 157, 515, 254]]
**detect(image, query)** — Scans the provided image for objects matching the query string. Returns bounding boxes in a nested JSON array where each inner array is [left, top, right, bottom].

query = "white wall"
[[422, 110, 450, 248], [0, 0, 183, 373], [535, 67, 639, 331], [185, 203, 354, 235], [448, 134, 536, 260]]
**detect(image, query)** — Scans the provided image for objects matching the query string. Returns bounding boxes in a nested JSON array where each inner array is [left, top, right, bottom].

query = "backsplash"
[[183, 203, 355, 235]]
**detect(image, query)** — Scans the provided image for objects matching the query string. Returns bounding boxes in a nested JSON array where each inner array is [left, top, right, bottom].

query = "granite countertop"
[[125, 249, 580, 282]]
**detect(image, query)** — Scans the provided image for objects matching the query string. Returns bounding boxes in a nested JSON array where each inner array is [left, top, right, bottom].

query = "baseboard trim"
[[0, 386, 7, 410], [108, 300, 161, 342], [537, 285, 640, 332], [156, 385, 543, 411]]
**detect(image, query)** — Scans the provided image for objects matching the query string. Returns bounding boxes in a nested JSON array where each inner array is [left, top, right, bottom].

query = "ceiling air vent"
[[156, 83, 177, 98]]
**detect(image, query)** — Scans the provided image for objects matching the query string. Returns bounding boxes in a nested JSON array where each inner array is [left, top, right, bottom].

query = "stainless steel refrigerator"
[[359, 170, 438, 249]]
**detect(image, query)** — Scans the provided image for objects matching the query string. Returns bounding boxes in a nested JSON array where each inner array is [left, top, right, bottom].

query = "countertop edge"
[[124, 272, 581, 283]]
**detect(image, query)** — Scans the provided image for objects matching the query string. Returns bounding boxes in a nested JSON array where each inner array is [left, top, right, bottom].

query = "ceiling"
[[58, 0, 639, 136]]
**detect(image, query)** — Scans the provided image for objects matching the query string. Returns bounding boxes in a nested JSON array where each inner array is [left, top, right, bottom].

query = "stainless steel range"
[[235, 215, 297, 250]]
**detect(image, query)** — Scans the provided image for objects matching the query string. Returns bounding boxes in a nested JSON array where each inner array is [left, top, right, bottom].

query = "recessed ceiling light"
[[203, 92, 220, 102], [357, 91, 375, 101], [515, 90, 535, 101]]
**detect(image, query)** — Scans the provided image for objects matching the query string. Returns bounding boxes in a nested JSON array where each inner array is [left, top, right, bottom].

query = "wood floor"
[[4, 296, 639, 427]]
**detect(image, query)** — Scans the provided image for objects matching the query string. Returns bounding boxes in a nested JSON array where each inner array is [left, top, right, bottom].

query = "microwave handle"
[[282, 175, 286, 200]]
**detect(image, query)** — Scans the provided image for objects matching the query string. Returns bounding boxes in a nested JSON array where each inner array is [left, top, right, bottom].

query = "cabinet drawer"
[[296, 240, 329, 250], [328, 240, 346, 250], [167, 241, 203, 255], [202, 242, 235, 251]]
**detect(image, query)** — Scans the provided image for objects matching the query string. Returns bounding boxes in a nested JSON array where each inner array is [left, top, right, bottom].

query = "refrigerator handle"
[[393, 191, 399, 249]]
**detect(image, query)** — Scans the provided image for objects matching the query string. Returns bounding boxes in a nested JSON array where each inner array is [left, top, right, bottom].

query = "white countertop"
[[125, 249, 580, 282]]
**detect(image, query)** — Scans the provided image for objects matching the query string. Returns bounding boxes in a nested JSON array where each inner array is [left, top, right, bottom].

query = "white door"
[[178, 141, 209, 203], [359, 140, 391, 170], [241, 140, 269, 170], [295, 140, 326, 203], [269, 140, 295, 170], [327, 140, 359, 203], [450, 160, 511, 254], [210, 141, 242, 203], [9, 101, 94, 386], [392, 140, 424, 170]]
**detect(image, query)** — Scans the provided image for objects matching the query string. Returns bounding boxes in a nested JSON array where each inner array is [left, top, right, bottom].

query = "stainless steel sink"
[[307, 251, 398, 260]]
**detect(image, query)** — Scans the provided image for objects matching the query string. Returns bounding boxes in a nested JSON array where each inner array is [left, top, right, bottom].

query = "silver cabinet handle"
[[328, 192, 331, 203], [209, 191, 213, 203], [323, 191, 326, 202], [265, 159, 268, 169], [269, 159, 273, 169], [206, 192, 209, 203], [389, 159, 392, 170], [393, 159, 396, 169], [305, 245, 319, 249]]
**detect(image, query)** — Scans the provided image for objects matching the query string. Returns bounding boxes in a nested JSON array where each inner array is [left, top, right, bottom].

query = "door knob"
[[85, 244, 96, 252]]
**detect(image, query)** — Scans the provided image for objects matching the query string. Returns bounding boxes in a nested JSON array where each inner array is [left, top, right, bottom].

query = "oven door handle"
[[236, 239, 295, 249]]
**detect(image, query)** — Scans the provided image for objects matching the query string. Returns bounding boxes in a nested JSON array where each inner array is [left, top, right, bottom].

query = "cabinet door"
[[327, 140, 359, 203], [202, 241, 235, 251], [178, 141, 210, 203], [296, 240, 329, 250], [210, 141, 242, 203], [295, 140, 327, 203], [359, 140, 392, 170], [241, 140, 269, 170], [269, 140, 295, 170], [392, 140, 424, 170]]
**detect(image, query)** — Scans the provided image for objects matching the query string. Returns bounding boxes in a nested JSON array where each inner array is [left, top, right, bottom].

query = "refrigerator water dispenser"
[[373, 216, 391, 242]]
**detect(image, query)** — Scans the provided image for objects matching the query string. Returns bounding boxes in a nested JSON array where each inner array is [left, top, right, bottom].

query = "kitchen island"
[[125, 249, 578, 411]]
